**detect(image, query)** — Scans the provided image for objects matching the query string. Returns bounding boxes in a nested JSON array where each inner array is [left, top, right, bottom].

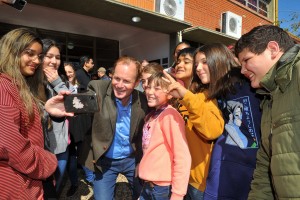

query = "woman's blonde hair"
[[0, 28, 43, 121]]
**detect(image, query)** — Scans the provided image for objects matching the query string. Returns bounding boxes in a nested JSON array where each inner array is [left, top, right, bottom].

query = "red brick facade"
[[120, 0, 155, 10], [120, 0, 272, 35], [185, 0, 272, 35]]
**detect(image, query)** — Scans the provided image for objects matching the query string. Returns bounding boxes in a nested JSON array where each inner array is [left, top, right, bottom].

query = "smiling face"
[[111, 62, 139, 106], [238, 48, 273, 88], [20, 42, 42, 77], [175, 54, 193, 87], [43, 46, 61, 70], [64, 64, 75, 82], [145, 80, 170, 109], [194, 52, 210, 84]]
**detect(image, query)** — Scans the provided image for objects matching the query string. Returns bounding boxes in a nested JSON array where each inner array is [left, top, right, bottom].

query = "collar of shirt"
[[105, 94, 133, 159], [115, 95, 133, 110]]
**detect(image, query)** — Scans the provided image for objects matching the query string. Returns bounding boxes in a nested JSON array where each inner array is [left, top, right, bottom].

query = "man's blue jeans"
[[184, 184, 204, 200], [82, 165, 95, 183], [139, 182, 171, 200], [93, 155, 137, 200], [75, 141, 95, 184], [55, 148, 69, 192]]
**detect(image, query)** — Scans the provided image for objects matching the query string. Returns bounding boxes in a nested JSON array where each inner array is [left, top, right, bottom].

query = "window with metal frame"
[[235, 0, 268, 17]]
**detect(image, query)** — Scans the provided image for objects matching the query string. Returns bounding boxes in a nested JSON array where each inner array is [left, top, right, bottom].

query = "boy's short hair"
[[235, 25, 295, 57]]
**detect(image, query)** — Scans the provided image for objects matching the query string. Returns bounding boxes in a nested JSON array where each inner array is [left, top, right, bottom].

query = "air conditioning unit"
[[155, 0, 185, 20], [222, 11, 242, 38]]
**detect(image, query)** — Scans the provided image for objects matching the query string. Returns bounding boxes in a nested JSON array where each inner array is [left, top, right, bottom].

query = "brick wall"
[[185, 0, 272, 35], [119, 0, 155, 10], [119, 0, 272, 35]]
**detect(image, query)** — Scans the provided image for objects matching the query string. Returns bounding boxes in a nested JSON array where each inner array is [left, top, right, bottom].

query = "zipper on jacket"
[[268, 95, 273, 157], [268, 93, 279, 199]]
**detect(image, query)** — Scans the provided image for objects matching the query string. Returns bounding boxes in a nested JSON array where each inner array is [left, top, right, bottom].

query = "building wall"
[[119, 0, 155, 10], [120, 31, 169, 62], [185, 0, 272, 35], [0, 3, 171, 67], [121, 0, 273, 35]]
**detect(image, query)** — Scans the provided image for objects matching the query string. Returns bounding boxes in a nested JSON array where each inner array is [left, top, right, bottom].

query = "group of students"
[[1, 24, 300, 200], [136, 42, 261, 200], [0, 28, 75, 199]]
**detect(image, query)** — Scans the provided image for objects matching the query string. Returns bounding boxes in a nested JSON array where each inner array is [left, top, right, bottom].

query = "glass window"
[[247, 0, 258, 11], [236, 0, 246, 5], [259, 1, 268, 17], [235, 0, 268, 17], [0, 22, 119, 70]]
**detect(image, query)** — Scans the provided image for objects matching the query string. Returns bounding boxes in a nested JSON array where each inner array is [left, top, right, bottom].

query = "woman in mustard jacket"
[[164, 47, 224, 199]]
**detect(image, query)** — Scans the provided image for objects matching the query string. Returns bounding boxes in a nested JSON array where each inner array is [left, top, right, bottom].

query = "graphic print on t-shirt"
[[223, 96, 259, 149]]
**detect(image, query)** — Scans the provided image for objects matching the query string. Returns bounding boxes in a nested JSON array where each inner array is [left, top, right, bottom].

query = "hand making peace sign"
[[163, 70, 188, 99]]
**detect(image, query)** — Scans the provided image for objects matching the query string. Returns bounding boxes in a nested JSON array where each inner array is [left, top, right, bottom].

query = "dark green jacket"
[[249, 45, 300, 199]]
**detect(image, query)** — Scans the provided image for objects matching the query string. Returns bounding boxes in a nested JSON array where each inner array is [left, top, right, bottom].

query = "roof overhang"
[[29, 0, 192, 34], [183, 26, 238, 45]]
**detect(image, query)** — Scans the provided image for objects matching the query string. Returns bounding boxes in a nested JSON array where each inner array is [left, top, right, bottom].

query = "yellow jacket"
[[177, 90, 224, 192]]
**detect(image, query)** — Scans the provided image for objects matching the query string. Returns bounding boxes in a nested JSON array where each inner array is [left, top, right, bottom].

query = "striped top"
[[0, 73, 57, 200]]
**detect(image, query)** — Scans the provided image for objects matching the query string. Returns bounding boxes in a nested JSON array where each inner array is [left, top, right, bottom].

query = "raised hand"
[[163, 70, 188, 99], [43, 66, 59, 83], [45, 91, 74, 117]]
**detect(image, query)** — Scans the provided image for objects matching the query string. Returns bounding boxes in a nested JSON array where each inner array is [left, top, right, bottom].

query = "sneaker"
[[66, 185, 78, 197]]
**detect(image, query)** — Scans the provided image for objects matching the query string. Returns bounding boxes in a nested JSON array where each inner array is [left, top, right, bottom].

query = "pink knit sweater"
[[139, 105, 191, 200]]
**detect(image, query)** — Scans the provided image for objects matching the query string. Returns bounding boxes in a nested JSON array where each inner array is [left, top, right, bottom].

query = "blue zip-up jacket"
[[204, 77, 261, 200]]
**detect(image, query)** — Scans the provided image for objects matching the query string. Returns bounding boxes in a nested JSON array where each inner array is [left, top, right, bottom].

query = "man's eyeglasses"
[[23, 49, 44, 62]]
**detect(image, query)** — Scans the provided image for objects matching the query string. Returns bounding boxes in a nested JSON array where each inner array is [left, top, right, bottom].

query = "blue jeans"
[[55, 148, 69, 192], [139, 182, 171, 200], [76, 141, 95, 183], [82, 165, 95, 183], [93, 155, 137, 200], [184, 184, 204, 200]]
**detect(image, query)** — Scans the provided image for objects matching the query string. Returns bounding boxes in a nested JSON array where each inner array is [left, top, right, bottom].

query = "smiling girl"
[[0, 28, 57, 199], [164, 47, 224, 200], [138, 71, 191, 200], [201, 43, 261, 200], [41, 39, 74, 196]]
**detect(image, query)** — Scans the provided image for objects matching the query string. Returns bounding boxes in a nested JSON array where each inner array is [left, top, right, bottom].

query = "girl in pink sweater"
[[138, 71, 191, 200]]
